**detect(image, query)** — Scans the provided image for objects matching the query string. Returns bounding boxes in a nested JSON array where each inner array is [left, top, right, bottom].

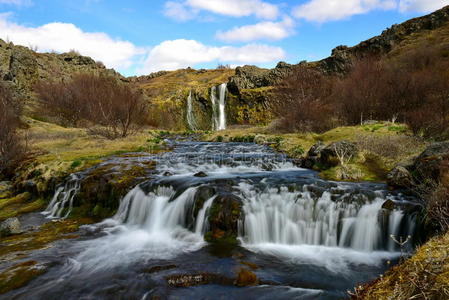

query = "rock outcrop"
[[0, 39, 120, 95], [318, 5, 449, 73], [227, 62, 293, 95], [388, 141, 449, 189]]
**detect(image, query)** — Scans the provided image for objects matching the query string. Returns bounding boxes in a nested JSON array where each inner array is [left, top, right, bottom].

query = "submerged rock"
[[0, 217, 21, 237]]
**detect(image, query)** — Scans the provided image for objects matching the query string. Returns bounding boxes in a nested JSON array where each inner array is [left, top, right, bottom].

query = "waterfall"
[[211, 86, 218, 130], [210, 83, 227, 131], [115, 185, 214, 238], [237, 183, 415, 252], [186, 90, 197, 131], [42, 174, 81, 219], [218, 83, 227, 130]]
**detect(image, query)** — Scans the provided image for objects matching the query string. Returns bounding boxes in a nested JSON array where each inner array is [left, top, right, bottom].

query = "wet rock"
[[0, 217, 21, 237], [166, 273, 233, 287], [205, 194, 243, 244], [194, 171, 208, 177], [235, 268, 259, 287], [382, 199, 396, 210], [163, 171, 173, 177]]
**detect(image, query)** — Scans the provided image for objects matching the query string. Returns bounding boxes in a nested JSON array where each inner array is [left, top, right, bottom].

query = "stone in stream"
[[0, 217, 22, 237], [194, 171, 208, 177]]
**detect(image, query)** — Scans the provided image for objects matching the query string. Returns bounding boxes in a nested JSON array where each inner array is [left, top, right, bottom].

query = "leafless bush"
[[35, 74, 149, 139], [270, 66, 337, 133], [0, 83, 28, 178], [355, 134, 423, 160], [415, 179, 449, 233]]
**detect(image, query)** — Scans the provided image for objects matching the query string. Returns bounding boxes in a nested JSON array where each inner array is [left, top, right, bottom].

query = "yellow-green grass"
[[357, 231, 449, 299]]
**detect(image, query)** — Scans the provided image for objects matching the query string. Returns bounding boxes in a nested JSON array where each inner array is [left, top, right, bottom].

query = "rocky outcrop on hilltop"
[[0, 39, 120, 94], [319, 5, 449, 73], [227, 62, 293, 95]]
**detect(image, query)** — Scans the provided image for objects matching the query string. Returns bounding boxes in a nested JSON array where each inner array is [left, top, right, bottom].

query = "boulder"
[[0, 217, 21, 237], [302, 140, 358, 169], [413, 141, 449, 184], [387, 165, 413, 188]]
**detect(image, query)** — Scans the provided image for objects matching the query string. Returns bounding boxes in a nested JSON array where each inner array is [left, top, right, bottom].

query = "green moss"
[[0, 193, 45, 222], [0, 261, 47, 294], [0, 218, 93, 259]]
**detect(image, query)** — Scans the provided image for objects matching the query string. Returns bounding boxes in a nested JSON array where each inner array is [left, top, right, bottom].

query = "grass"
[[0, 193, 46, 222], [355, 231, 449, 299]]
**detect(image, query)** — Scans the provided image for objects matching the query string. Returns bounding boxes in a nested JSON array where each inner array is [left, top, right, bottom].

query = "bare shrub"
[[270, 66, 336, 133], [0, 83, 27, 178], [355, 134, 423, 160], [35, 74, 149, 139], [415, 179, 449, 233]]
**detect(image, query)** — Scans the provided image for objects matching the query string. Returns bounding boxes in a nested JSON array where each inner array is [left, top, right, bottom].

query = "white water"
[[237, 182, 410, 252], [211, 83, 227, 131], [218, 83, 227, 130], [186, 90, 197, 131], [194, 195, 216, 234], [42, 174, 81, 219]]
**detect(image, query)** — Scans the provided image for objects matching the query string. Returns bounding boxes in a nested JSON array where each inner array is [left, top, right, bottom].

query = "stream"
[[2, 141, 421, 300]]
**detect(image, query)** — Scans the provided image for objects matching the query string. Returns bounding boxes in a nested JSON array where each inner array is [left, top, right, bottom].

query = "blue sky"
[[0, 0, 448, 76]]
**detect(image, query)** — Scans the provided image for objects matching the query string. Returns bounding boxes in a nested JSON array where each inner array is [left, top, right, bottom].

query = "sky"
[[0, 0, 448, 76]]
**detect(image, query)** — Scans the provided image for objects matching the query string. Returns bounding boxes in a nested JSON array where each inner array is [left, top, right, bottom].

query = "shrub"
[[0, 83, 27, 178], [270, 66, 337, 133], [35, 74, 149, 139]]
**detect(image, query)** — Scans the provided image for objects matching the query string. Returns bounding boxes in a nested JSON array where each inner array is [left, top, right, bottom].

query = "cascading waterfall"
[[42, 174, 81, 219], [237, 183, 415, 252], [186, 90, 197, 131], [115, 185, 215, 237], [210, 83, 227, 131]]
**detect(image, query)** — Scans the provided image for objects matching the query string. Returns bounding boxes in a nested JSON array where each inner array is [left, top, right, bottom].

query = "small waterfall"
[[210, 83, 227, 131], [194, 195, 216, 234], [237, 183, 415, 252], [115, 185, 215, 238], [186, 90, 197, 131], [211, 86, 218, 130], [43, 174, 81, 219]]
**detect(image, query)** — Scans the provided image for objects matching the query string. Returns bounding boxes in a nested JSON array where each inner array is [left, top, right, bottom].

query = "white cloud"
[[0, 0, 31, 5], [399, 0, 449, 12], [164, 1, 196, 21], [139, 39, 285, 73], [293, 0, 397, 22], [164, 0, 279, 20], [216, 17, 295, 42], [0, 14, 145, 70]]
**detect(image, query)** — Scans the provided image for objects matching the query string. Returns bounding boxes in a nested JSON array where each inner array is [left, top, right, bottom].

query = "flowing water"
[[211, 84, 227, 130], [3, 141, 421, 300], [186, 91, 197, 131]]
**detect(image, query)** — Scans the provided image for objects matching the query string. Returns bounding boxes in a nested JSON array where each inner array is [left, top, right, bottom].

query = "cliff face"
[[0, 39, 119, 94], [318, 5, 449, 73]]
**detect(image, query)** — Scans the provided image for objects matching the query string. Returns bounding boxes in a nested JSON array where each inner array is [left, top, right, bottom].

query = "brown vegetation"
[[35, 73, 148, 139], [270, 66, 336, 133], [0, 83, 27, 179], [270, 44, 449, 140]]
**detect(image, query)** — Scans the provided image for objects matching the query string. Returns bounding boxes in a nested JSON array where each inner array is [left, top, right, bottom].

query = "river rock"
[[194, 171, 208, 177], [0, 217, 22, 237]]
